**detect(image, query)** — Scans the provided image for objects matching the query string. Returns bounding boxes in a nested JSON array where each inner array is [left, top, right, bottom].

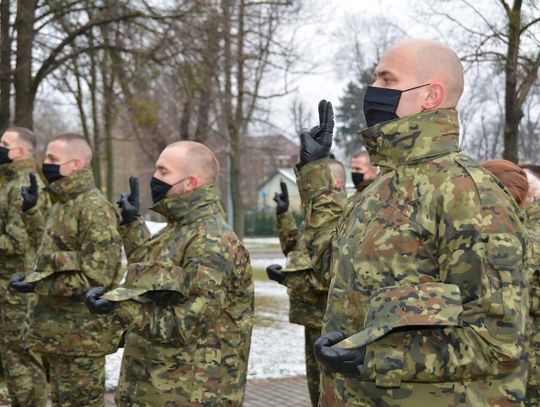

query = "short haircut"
[[50, 133, 93, 164], [167, 141, 219, 184], [352, 150, 370, 161], [328, 158, 346, 186], [5, 126, 36, 150], [482, 159, 529, 207]]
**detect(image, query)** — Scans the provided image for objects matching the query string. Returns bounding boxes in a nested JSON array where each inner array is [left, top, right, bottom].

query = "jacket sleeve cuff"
[[294, 159, 336, 203]]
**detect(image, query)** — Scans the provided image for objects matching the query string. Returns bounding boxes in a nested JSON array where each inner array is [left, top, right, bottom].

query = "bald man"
[[85, 141, 254, 406], [0, 127, 48, 406], [268, 159, 347, 407], [295, 40, 529, 406], [10, 133, 124, 406]]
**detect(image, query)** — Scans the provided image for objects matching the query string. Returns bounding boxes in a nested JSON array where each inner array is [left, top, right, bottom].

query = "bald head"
[[374, 39, 464, 117], [154, 141, 219, 197], [328, 159, 346, 188]]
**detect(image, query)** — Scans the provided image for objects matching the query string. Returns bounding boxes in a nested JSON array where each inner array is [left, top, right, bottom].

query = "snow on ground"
[[248, 280, 305, 379], [244, 237, 280, 248], [145, 220, 166, 235], [105, 279, 305, 389], [251, 257, 286, 269]]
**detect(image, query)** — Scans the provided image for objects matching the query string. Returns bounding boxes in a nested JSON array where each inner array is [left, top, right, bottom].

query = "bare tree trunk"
[[89, 47, 103, 189], [179, 99, 192, 140], [14, 0, 37, 128], [101, 49, 115, 201], [222, 0, 246, 238], [0, 0, 10, 131], [502, 0, 522, 163], [231, 0, 246, 238]]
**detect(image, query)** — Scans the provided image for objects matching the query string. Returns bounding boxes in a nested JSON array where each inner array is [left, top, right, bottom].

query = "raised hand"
[[117, 176, 140, 225], [273, 181, 289, 215], [299, 100, 334, 166]]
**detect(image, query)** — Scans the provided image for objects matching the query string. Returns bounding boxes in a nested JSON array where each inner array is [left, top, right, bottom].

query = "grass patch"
[[252, 266, 267, 281]]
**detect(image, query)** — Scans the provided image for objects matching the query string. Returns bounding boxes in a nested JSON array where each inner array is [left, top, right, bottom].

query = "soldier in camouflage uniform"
[[267, 166, 346, 407], [85, 141, 254, 407], [0, 127, 48, 406], [350, 151, 377, 196], [481, 160, 540, 407], [522, 165, 540, 405], [296, 40, 529, 406], [10, 133, 123, 407]]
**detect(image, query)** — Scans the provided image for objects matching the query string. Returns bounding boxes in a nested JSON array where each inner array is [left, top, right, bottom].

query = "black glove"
[[9, 272, 35, 293], [299, 100, 334, 166], [266, 264, 286, 284], [117, 176, 140, 225], [314, 331, 365, 374], [21, 173, 39, 212], [273, 181, 289, 215], [85, 286, 116, 314]]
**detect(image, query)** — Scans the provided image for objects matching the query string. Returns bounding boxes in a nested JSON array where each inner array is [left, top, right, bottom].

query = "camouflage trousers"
[[47, 354, 105, 407], [0, 301, 47, 407], [527, 315, 540, 406], [115, 352, 247, 407], [305, 326, 322, 407]]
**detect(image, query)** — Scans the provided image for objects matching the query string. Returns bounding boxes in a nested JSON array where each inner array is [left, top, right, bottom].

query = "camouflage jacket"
[[104, 184, 254, 404], [526, 202, 540, 316], [26, 167, 123, 356], [525, 202, 540, 390], [0, 159, 49, 309], [276, 212, 327, 329], [296, 109, 529, 404]]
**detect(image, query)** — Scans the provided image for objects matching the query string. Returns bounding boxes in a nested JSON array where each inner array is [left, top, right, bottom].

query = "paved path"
[[1, 376, 312, 406], [244, 376, 311, 407]]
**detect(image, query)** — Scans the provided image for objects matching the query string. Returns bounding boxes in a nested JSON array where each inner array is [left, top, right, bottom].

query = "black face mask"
[[351, 172, 364, 188], [42, 163, 64, 184], [363, 84, 429, 128], [0, 146, 13, 165], [150, 177, 173, 204]]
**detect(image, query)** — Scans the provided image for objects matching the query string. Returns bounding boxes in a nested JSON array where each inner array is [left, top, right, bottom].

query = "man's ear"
[[73, 158, 84, 170], [14, 146, 26, 160], [185, 176, 199, 193], [421, 83, 445, 110]]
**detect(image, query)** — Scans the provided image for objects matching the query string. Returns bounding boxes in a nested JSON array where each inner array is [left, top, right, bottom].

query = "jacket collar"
[[150, 184, 223, 224], [359, 109, 460, 170], [1, 158, 36, 178], [46, 167, 95, 202]]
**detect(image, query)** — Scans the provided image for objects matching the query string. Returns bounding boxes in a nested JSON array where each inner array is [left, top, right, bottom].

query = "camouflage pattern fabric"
[[296, 109, 530, 406], [305, 326, 322, 407], [526, 201, 540, 405], [276, 212, 328, 406], [27, 167, 123, 356], [48, 354, 105, 407], [0, 159, 48, 406], [104, 184, 254, 407], [277, 213, 328, 329], [24, 167, 123, 406]]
